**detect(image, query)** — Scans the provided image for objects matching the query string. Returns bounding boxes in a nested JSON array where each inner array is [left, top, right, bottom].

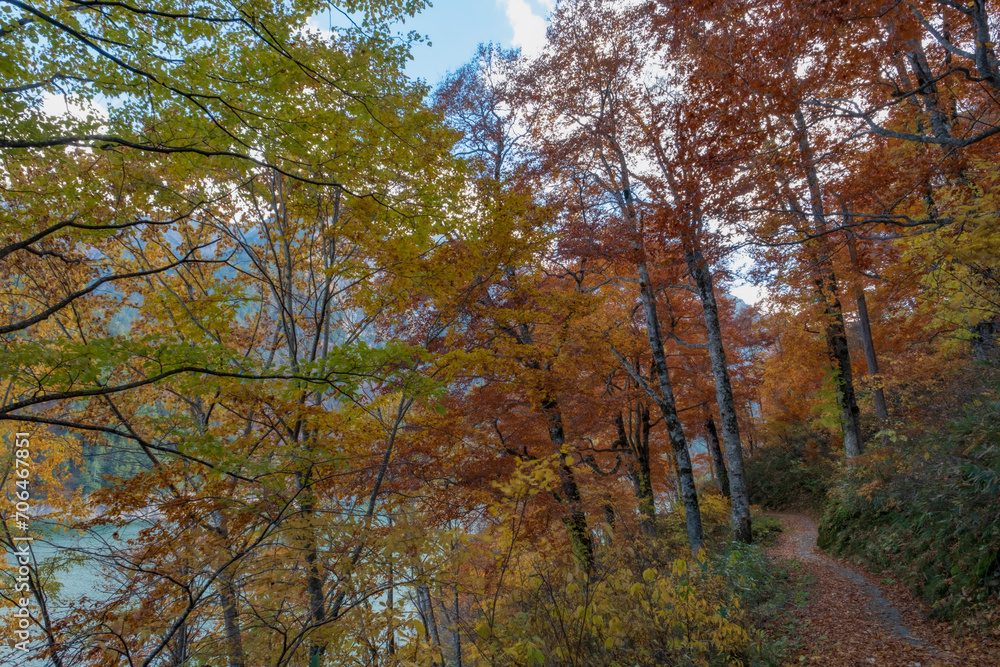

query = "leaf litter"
[[766, 513, 998, 666]]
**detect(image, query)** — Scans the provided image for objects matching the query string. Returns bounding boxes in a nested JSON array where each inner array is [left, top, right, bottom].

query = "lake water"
[[2, 524, 132, 666]]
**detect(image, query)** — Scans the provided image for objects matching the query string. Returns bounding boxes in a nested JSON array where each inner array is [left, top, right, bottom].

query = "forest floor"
[[766, 513, 999, 666]]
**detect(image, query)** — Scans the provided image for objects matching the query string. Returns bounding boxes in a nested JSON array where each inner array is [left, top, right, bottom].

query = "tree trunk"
[[606, 143, 703, 553], [794, 108, 864, 458], [603, 502, 617, 534], [218, 573, 246, 667], [846, 234, 890, 434], [685, 238, 751, 542], [209, 516, 246, 667], [167, 619, 188, 667], [816, 265, 864, 458], [542, 398, 596, 570], [418, 584, 441, 648], [388, 557, 396, 656], [300, 482, 327, 667], [854, 285, 889, 423], [635, 261, 704, 553], [559, 462, 596, 570], [705, 417, 730, 498], [514, 318, 595, 570], [452, 584, 462, 667], [617, 408, 657, 537], [619, 182, 703, 553]]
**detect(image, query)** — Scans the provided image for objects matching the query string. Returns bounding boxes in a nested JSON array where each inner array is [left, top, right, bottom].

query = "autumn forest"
[[1, 0, 999, 665]]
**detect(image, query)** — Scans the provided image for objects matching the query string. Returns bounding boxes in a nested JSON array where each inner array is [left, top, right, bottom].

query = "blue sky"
[[401, 0, 554, 85], [397, 1, 763, 305], [45, 1, 556, 130]]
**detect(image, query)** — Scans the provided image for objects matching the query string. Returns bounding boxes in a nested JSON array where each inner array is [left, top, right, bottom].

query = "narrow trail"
[[767, 513, 997, 666]]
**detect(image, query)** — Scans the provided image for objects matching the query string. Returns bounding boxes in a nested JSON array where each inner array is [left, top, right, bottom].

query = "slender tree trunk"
[[218, 573, 246, 667], [603, 503, 617, 534], [635, 408, 656, 537], [452, 584, 462, 667], [794, 108, 864, 458], [816, 265, 864, 458], [388, 557, 395, 656], [706, 435, 717, 483], [635, 261, 704, 553], [299, 483, 327, 667], [167, 619, 188, 667], [559, 462, 596, 569], [541, 398, 595, 570], [846, 234, 890, 434], [418, 584, 442, 648], [855, 285, 889, 421], [606, 142, 703, 553], [685, 238, 751, 541], [17, 535, 65, 667], [904, 38, 954, 140], [209, 516, 246, 667], [617, 408, 657, 536], [514, 319, 595, 570], [705, 417, 730, 498]]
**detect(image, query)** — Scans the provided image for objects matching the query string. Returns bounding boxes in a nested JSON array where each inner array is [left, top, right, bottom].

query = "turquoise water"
[[2, 524, 134, 666]]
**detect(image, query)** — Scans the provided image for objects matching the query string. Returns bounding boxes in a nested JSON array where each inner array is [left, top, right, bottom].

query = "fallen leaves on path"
[[767, 512, 999, 666]]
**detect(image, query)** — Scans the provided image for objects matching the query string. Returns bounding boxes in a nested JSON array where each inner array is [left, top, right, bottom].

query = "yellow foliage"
[[467, 541, 755, 666]]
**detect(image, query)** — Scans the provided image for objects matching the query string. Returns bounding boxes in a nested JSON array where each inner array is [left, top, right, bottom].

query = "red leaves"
[[770, 513, 999, 666]]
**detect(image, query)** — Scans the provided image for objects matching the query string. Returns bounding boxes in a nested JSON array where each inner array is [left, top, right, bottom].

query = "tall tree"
[[530, 0, 709, 552]]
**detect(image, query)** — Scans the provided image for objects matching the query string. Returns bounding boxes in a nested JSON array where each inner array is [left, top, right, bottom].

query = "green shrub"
[[817, 395, 1000, 622], [746, 437, 836, 511], [750, 514, 784, 546]]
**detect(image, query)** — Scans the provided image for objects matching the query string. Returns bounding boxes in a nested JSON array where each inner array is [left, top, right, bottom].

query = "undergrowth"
[[745, 435, 835, 512], [470, 496, 800, 666], [817, 392, 1000, 628]]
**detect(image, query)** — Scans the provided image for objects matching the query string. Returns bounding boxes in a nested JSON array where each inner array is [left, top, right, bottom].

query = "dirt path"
[[767, 512, 997, 666]]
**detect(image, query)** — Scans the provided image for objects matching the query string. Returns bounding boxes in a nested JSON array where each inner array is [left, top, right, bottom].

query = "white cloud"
[[299, 16, 335, 42], [498, 0, 548, 56], [40, 93, 108, 129], [730, 282, 766, 307]]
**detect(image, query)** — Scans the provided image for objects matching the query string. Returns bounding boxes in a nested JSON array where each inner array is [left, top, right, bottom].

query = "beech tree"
[[433, 44, 599, 570], [529, 0, 761, 547], [7, 0, 999, 664], [1, 1, 463, 663]]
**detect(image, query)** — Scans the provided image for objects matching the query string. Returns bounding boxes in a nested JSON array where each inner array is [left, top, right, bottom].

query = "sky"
[[40, 0, 764, 305], [401, 0, 554, 84], [395, 1, 764, 305], [43, 2, 554, 127]]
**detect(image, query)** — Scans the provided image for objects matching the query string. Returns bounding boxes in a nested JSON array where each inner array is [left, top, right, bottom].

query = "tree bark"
[[854, 284, 889, 423], [452, 584, 462, 667], [595, 116, 703, 553], [218, 573, 246, 667], [685, 238, 751, 542], [620, 184, 704, 554], [387, 556, 396, 656], [209, 516, 246, 667], [846, 235, 890, 433], [635, 258, 704, 553], [816, 265, 864, 457], [794, 108, 864, 458], [417, 584, 441, 648], [510, 318, 595, 570], [705, 417, 730, 498], [299, 479, 327, 667], [167, 619, 188, 667], [541, 397, 596, 571], [617, 407, 657, 537]]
